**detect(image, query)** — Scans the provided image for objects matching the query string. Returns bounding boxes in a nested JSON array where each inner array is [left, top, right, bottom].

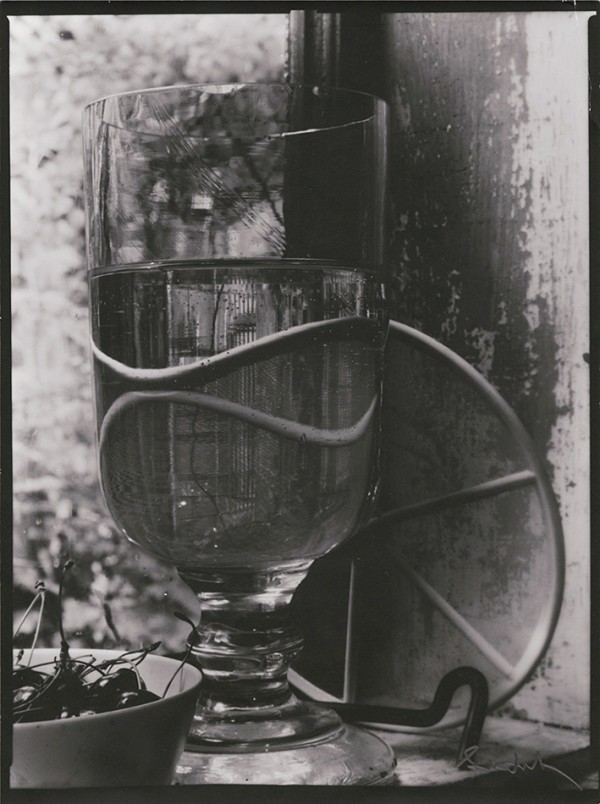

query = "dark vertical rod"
[[287, 8, 388, 708], [342, 559, 359, 703], [287, 11, 341, 87], [287, 10, 387, 100]]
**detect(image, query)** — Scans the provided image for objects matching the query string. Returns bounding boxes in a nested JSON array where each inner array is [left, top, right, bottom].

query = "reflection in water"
[[90, 261, 386, 569]]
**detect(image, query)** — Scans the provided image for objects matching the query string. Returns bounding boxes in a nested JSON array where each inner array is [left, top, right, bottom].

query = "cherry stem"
[[58, 560, 75, 667], [119, 655, 144, 688], [96, 642, 161, 674], [72, 657, 110, 680], [162, 612, 200, 698], [27, 587, 46, 666], [13, 592, 43, 641], [13, 584, 47, 668], [127, 642, 161, 665], [173, 611, 200, 639], [103, 601, 122, 643], [162, 645, 192, 698]]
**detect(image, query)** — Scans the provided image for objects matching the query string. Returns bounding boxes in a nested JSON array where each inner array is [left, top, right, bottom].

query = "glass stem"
[[180, 563, 342, 747], [190, 600, 304, 710]]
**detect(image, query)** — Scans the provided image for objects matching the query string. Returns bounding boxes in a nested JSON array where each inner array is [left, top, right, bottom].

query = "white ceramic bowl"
[[12, 648, 202, 788]]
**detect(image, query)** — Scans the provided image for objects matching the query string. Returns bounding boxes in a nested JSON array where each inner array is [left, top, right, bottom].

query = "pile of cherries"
[[13, 561, 197, 723], [13, 648, 163, 723]]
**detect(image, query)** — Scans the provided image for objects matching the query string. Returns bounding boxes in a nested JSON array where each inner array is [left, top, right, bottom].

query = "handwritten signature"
[[460, 745, 582, 790]]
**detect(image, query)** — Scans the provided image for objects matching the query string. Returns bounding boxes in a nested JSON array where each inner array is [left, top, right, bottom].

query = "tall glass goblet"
[[83, 84, 393, 785]]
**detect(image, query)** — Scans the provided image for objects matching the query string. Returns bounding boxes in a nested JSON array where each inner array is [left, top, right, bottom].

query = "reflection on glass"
[[92, 262, 384, 570], [84, 84, 394, 785]]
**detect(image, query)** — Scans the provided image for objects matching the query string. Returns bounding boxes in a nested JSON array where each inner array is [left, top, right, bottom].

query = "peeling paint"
[[465, 327, 496, 380], [383, 11, 590, 730]]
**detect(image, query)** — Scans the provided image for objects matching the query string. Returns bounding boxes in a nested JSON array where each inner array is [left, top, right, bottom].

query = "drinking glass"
[[83, 83, 393, 784]]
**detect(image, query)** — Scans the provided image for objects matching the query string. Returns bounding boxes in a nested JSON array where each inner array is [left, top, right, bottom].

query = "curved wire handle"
[[291, 666, 489, 767], [289, 320, 565, 760]]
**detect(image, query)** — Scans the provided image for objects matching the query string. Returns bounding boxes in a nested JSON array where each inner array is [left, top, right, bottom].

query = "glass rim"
[[83, 81, 389, 138]]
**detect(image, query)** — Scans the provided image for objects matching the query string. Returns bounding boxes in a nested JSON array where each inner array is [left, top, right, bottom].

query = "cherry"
[[59, 708, 75, 719], [53, 667, 86, 700], [15, 700, 61, 723], [12, 666, 48, 690], [94, 667, 140, 693], [87, 668, 142, 711], [13, 685, 38, 707], [28, 663, 88, 719], [113, 689, 160, 710]]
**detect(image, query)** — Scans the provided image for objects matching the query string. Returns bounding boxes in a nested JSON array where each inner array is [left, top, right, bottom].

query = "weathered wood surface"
[[178, 716, 592, 788], [379, 11, 590, 731], [382, 715, 591, 788], [289, 10, 591, 732]]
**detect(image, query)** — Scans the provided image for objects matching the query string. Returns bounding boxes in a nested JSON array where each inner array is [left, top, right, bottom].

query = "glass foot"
[[175, 721, 397, 785], [186, 695, 343, 746], [175, 573, 396, 784]]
